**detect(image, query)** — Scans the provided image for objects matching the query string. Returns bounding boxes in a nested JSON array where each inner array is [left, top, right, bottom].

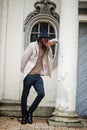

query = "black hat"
[[37, 32, 49, 39]]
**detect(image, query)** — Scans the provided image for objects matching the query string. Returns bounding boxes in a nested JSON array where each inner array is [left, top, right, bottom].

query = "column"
[[4, 0, 24, 100], [49, 0, 79, 125], [0, 0, 8, 100]]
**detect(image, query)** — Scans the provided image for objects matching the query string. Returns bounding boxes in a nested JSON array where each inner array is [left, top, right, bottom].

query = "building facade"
[[0, 0, 87, 121]]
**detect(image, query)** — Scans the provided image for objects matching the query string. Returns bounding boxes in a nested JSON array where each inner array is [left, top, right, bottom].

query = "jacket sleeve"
[[20, 44, 33, 73], [49, 38, 58, 45]]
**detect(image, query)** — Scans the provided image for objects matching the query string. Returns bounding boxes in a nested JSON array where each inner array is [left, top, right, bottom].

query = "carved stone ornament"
[[24, 0, 59, 31]]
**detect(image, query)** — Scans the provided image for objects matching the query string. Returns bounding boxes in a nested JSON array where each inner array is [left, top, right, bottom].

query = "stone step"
[[0, 100, 54, 117], [0, 100, 21, 117], [0, 100, 21, 106]]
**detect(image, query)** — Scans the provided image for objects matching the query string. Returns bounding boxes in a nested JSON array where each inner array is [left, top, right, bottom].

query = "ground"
[[0, 116, 87, 130]]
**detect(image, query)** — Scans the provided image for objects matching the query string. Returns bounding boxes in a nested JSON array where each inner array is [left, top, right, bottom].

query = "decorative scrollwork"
[[51, 8, 60, 22], [24, 0, 59, 31]]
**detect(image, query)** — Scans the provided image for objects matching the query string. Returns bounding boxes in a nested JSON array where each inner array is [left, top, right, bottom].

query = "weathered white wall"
[[0, 0, 60, 107], [4, 0, 24, 100], [0, 0, 86, 109]]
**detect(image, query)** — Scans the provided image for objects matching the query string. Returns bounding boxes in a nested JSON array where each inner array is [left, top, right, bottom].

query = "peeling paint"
[[55, 74, 69, 111], [57, 71, 68, 100], [57, 86, 68, 101]]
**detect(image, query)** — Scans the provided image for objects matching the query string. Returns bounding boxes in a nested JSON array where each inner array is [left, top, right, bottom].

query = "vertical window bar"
[[38, 23, 40, 37], [48, 24, 50, 37]]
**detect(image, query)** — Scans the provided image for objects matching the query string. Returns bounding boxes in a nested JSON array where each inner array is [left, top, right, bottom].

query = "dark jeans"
[[21, 74, 45, 118]]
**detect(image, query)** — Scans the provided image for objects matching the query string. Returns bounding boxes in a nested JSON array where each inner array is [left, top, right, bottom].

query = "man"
[[20, 32, 58, 124]]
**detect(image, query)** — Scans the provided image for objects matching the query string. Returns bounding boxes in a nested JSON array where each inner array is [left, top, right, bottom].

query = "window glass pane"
[[49, 34, 56, 58], [30, 33, 38, 42], [51, 45, 55, 58], [49, 34, 55, 39], [40, 23, 48, 32], [32, 24, 38, 32], [50, 25, 55, 33]]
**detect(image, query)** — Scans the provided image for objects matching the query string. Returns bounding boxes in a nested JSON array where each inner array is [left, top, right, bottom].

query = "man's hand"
[[46, 41, 55, 47]]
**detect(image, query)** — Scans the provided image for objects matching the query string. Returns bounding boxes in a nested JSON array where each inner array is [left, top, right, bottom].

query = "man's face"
[[39, 38, 49, 47]]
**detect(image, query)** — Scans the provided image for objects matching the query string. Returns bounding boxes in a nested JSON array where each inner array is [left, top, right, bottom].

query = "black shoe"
[[21, 117, 27, 124], [27, 113, 33, 124]]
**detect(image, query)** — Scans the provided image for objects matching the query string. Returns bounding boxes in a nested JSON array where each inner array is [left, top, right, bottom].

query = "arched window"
[[24, 0, 59, 68], [30, 22, 56, 58], [30, 22, 55, 42]]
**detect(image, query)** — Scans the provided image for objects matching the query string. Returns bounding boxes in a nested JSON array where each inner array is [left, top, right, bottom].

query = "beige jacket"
[[20, 39, 58, 79]]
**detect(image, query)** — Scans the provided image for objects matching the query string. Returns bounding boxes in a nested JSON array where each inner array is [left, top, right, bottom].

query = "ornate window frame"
[[23, 0, 60, 68]]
